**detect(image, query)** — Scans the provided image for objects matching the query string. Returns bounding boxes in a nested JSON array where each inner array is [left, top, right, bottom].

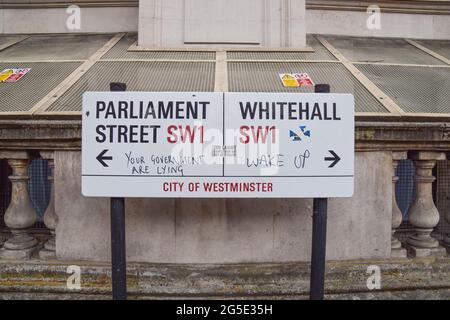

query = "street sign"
[[82, 92, 354, 198]]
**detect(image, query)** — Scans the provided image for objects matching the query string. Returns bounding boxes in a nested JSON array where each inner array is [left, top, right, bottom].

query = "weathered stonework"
[[0, 257, 449, 300], [53, 150, 391, 263]]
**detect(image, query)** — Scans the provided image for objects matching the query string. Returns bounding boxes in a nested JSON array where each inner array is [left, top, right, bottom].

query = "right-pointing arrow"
[[324, 150, 341, 168]]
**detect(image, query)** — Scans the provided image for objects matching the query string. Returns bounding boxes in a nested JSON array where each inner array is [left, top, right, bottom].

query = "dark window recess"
[[396, 160, 415, 220], [0, 159, 12, 229], [435, 160, 450, 241]]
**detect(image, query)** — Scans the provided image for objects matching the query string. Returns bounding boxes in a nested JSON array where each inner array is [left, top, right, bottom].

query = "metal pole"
[[110, 82, 127, 300], [310, 84, 330, 300], [310, 198, 328, 300], [111, 197, 127, 300]]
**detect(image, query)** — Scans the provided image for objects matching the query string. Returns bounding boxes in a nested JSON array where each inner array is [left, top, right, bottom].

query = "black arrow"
[[97, 149, 113, 167], [324, 150, 341, 168]]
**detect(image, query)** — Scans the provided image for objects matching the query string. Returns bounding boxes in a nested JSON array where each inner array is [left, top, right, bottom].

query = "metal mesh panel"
[[28, 159, 50, 223], [395, 159, 416, 242], [0, 62, 81, 112], [436, 161, 450, 240], [228, 62, 388, 113], [396, 160, 415, 219], [416, 40, 450, 60], [0, 34, 112, 61], [48, 61, 215, 112], [324, 35, 444, 65], [101, 34, 216, 61], [227, 35, 337, 61], [0, 159, 12, 229], [356, 64, 450, 113]]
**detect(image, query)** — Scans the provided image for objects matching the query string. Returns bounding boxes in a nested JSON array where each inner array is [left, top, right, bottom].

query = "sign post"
[[109, 82, 127, 300], [309, 84, 330, 300]]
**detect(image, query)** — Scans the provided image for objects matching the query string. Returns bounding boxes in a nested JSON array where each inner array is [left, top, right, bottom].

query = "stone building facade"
[[0, 0, 449, 298]]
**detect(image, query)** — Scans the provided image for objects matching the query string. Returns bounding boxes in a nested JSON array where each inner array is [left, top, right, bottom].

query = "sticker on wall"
[[0, 68, 31, 83], [279, 73, 299, 87], [293, 73, 315, 87], [279, 73, 315, 88]]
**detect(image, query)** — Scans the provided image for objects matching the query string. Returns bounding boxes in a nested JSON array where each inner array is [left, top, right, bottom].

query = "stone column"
[[39, 152, 57, 260], [391, 152, 407, 258], [0, 152, 38, 260], [405, 152, 447, 257]]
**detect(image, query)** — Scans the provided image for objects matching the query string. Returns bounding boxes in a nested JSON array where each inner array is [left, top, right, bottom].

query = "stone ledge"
[[0, 1, 138, 9], [0, 121, 449, 152], [0, 257, 449, 299], [306, 0, 450, 15]]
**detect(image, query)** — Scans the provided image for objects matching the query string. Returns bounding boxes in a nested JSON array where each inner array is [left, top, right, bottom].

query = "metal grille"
[[436, 161, 450, 240], [0, 62, 81, 112], [324, 35, 444, 65], [395, 159, 416, 242], [228, 62, 388, 113], [0, 159, 11, 229], [47, 61, 215, 112], [0, 34, 112, 61], [227, 35, 337, 61], [417, 40, 450, 60], [101, 34, 216, 61], [396, 160, 415, 219], [355, 64, 450, 113], [28, 159, 50, 223]]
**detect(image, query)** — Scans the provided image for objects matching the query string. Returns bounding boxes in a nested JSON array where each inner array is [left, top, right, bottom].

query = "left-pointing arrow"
[[96, 149, 113, 167]]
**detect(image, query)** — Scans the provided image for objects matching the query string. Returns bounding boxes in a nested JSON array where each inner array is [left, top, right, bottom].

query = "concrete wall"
[[1, 5, 449, 41], [307, 10, 450, 40], [0, 7, 138, 34], [138, 0, 306, 48], [55, 150, 391, 263]]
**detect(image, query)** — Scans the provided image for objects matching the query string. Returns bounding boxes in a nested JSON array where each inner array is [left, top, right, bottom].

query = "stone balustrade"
[[0, 151, 56, 260], [0, 152, 38, 260], [0, 121, 449, 261]]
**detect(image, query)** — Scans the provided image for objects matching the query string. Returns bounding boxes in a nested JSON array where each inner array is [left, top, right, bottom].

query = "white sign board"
[[82, 92, 354, 198]]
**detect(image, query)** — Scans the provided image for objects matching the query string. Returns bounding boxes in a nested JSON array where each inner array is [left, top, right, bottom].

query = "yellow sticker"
[[0, 69, 13, 82], [279, 73, 299, 87]]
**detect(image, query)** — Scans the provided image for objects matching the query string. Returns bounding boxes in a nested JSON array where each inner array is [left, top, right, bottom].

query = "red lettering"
[[167, 125, 177, 143], [166, 125, 204, 143], [239, 125, 250, 144], [239, 126, 276, 144]]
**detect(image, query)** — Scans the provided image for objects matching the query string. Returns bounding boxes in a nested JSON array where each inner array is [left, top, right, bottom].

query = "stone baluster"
[[405, 152, 447, 257], [391, 152, 407, 258], [0, 151, 38, 260], [39, 152, 57, 260]]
